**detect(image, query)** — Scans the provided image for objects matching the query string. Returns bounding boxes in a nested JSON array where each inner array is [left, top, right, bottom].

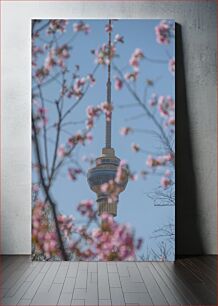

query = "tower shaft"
[[105, 19, 112, 149]]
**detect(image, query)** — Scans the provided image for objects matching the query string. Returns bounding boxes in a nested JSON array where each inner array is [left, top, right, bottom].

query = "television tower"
[[87, 20, 128, 216]]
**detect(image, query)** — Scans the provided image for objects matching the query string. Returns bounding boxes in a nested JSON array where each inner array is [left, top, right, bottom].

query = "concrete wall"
[[1, 1, 217, 255]]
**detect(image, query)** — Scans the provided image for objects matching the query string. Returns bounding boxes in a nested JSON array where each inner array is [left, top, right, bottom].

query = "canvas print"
[[32, 19, 175, 261]]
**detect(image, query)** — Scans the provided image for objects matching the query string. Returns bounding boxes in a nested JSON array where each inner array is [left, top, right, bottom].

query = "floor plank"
[[137, 262, 169, 305]]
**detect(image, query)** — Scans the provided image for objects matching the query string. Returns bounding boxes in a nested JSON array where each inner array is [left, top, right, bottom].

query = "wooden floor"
[[0, 256, 217, 305]]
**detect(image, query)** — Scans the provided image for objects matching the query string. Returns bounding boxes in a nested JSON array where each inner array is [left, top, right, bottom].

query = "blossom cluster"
[[158, 96, 175, 127], [125, 48, 144, 81], [149, 94, 175, 128], [86, 105, 102, 129], [57, 131, 93, 161], [68, 132, 93, 147], [67, 77, 86, 99], [32, 101, 48, 131], [32, 197, 143, 261], [168, 58, 175, 75], [94, 43, 116, 65], [32, 45, 44, 67], [67, 168, 82, 181], [77, 199, 96, 218], [86, 101, 113, 129], [73, 21, 90, 34], [47, 20, 68, 34], [155, 20, 175, 45], [146, 153, 174, 168], [160, 169, 172, 188], [32, 201, 59, 258], [57, 214, 74, 237], [35, 44, 71, 81], [146, 154, 174, 189], [120, 127, 133, 136], [114, 77, 123, 91], [92, 213, 142, 261], [100, 160, 128, 203]]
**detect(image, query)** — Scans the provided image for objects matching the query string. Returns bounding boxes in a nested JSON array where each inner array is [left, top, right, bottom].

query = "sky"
[[32, 19, 175, 260]]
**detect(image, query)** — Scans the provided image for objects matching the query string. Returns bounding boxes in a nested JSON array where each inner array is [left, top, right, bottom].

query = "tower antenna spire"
[[105, 19, 112, 148]]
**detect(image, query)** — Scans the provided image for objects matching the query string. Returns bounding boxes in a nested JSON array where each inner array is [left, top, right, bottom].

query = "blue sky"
[[32, 19, 175, 260]]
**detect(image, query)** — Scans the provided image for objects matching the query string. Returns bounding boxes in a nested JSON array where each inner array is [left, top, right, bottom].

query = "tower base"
[[97, 198, 117, 216]]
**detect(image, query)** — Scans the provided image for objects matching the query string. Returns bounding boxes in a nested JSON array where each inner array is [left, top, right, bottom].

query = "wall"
[[1, 0, 217, 255]]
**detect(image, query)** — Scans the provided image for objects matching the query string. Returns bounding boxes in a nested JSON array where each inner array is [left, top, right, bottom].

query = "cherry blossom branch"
[[61, 64, 99, 122], [37, 84, 49, 180], [113, 64, 173, 154], [32, 112, 69, 260]]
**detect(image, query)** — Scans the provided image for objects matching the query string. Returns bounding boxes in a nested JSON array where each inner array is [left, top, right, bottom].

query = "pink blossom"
[[32, 183, 40, 192], [68, 132, 91, 147], [87, 74, 96, 86], [146, 156, 155, 167], [68, 77, 86, 99], [34, 106, 48, 127], [44, 48, 56, 71], [133, 48, 144, 59], [146, 154, 174, 168], [86, 132, 93, 143], [165, 169, 171, 177], [114, 34, 124, 44], [68, 167, 82, 181], [163, 153, 174, 162], [155, 20, 173, 44], [158, 96, 175, 117], [114, 77, 123, 90], [100, 101, 113, 121], [57, 145, 66, 158], [86, 105, 101, 119], [168, 57, 175, 75], [35, 67, 49, 81], [77, 200, 95, 218], [129, 57, 139, 70], [90, 213, 142, 261], [32, 45, 44, 67], [115, 160, 127, 184], [160, 176, 172, 188], [56, 44, 70, 68], [47, 20, 68, 34], [149, 93, 158, 107], [100, 160, 129, 204], [131, 143, 140, 152], [120, 127, 133, 136], [94, 43, 116, 65], [32, 201, 59, 258], [86, 104, 101, 129], [129, 172, 138, 181], [73, 21, 90, 34], [167, 116, 175, 126], [129, 48, 144, 72], [60, 84, 68, 96], [105, 23, 113, 32], [57, 214, 74, 237], [125, 71, 138, 81], [86, 118, 94, 129], [100, 180, 121, 204]]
